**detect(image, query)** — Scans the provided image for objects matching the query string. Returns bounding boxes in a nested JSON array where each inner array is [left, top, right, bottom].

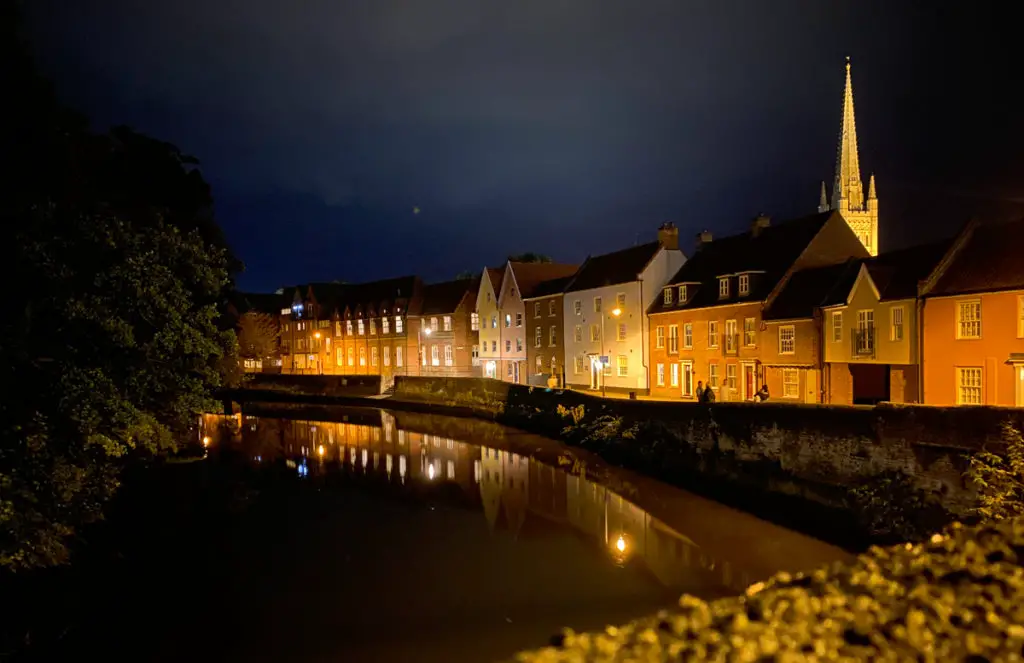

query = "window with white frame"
[[395, 316, 403, 333], [534, 302, 541, 317], [336, 347, 344, 366], [603, 357, 612, 376], [616, 355, 628, 377], [573, 300, 582, 315], [616, 323, 627, 341], [708, 320, 719, 348], [548, 300, 556, 316], [396, 346, 403, 366], [681, 362, 693, 397], [515, 312, 522, 327], [535, 327, 542, 348], [371, 347, 378, 367], [725, 319, 738, 352], [656, 326, 665, 349], [505, 340, 511, 353], [718, 277, 730, 298], [668, 325, 679, 353], [575, 355, 586, 374], [369, 319, 376, 335], [443, 316, 452, 331], [383, 347, 390, 366], [347, 347, 354, 366], [334, 321, 340, 336], [738, 274, 750, 296], [549, 326, 557, 346], [957, 300, 981, 339], [429, 317, 438, 332], [491, 341, 496, 352], [346, 320, 354, 335], [744, 318, 756, 346], [550, 355, 557, 373], [594, 297, 602, 313], [507, 362, 514, 377], [683, 323, 693, 349], [574, 325, 583, 342], [536, 355, 543, 372], [890, 306, 904, 342], [832, 311, 843, 342], [678, 285, 687, 302], [856, 310, 874, 353], [957, 367, 983, 404], [670, 363, 679, 387], [1018, 295, 1024, 338], [782, 368, 799, 398], [444, 345, 453, 366], [708, 362, 719, 389], [656, 363, 665, 386], [491, 315, 497, 329], [471, 312, 479, 331], [590, 324, 600, 341], [359, 347, 366, 366], [504, 314, 511, 328], [778, 325, 795, 354], [616, 293, 626, 310], [358, 319, 365, 335], [516, 337, 522, 352], [663, 288, 673, 305], [726, 363, 737, 390], [383, 317, 390, 334]]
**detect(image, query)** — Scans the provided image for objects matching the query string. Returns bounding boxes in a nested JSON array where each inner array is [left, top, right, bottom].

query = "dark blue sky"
[[25, 1, 1021, 291]]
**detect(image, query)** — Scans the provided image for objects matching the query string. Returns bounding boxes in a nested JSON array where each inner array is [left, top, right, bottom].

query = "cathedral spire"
[[867, 173, 877, 200], [832, 57, 864, 211], [818, 180, 829, 213]]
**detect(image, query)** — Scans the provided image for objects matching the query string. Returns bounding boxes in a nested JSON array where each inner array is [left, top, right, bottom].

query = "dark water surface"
[[5, 407, 850, 663]]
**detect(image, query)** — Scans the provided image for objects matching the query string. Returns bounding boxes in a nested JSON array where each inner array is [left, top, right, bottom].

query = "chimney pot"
[[695, 230, 713, 247], [657, 222, 679, 250], [751, 214, 771, 237]]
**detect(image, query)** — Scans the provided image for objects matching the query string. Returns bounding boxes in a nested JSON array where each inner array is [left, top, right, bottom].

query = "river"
[[180, 406, 851, 662]]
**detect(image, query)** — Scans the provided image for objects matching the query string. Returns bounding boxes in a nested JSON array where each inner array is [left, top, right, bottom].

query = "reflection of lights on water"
[[202, 436, 211, 447], [361, 449, 368, 468], [318, 445, 325, 457], [446, 460, 455, 479], [255, 455, 262, 463], [616, 535, 626, 553], [286, 459, 297, 469], [399, 455, 407, 479], [386, 454, 393, 475], [297, 461, 308, 477], [427, 463, 436, 480]]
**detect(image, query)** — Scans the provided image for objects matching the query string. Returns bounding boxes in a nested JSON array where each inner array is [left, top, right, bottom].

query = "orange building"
[[919, 219, 1024, 406], [647, 211, 867, 401]]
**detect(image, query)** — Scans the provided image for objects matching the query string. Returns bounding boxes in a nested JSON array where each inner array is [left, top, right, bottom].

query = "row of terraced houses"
[[234, 62, 1024, 407]]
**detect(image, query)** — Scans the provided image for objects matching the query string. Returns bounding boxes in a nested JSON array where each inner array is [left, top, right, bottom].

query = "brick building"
[[523, 274, 575, 387], [647, 211, 867, 402], [410, 277, 482, 378]]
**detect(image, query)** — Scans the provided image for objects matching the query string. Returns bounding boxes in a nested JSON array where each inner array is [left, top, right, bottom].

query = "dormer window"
[[678, 285, 687, 303], [738, 274, 750, 296], [663, 288, 673, 305], [719, 277, 730, 299]]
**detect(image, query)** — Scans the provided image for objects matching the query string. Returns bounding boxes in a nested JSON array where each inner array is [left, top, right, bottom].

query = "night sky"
[[25, 2, 1022, 292]]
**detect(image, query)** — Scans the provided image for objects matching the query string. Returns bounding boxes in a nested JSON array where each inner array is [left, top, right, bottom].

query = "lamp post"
[[600, 307, 622, 398], [314, 332, 322, 375], [418, 323, 432, 376]]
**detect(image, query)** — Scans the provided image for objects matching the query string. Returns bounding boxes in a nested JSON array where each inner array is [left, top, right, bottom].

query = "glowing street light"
[[318, 445, 325, 457], [615, 535, 626, 553], [202, 436, 211, 447], [600, 307, 624, 398]]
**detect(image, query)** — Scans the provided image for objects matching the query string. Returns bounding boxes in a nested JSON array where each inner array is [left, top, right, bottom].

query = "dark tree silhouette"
[[507, 252, 552, 263]]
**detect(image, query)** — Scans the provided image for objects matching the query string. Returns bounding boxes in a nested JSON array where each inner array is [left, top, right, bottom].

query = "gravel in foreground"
[[516, 518, 1024, 662]]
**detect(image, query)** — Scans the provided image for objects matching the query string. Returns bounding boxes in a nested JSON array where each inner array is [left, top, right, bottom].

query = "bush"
[[966, 422, 1024, 521]]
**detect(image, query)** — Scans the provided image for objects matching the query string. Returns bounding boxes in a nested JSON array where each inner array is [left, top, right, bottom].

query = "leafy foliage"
[[966, 422, 1024, 521], [0, 15, 239, 568], [846, 470, 950, 543], [507, 252, 553, 264], [237, 312, 280, 361]]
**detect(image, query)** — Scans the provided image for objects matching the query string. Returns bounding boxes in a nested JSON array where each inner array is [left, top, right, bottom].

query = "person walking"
[[695, 380, 705, 403]]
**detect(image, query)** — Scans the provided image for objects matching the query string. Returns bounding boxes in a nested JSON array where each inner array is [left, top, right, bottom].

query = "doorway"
[[1016, 365, 1024, 407], [512, 361, 521, 385], [741, 363, 756, 401], [850, 364, 889, 405], [590, 357, 600, 390]]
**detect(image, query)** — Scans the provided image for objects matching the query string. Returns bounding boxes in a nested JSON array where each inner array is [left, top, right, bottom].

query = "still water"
[[193, 407, 849, 662]]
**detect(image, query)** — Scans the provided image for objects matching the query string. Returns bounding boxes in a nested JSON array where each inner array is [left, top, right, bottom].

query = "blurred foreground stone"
[[516, 518, 1024, 662]]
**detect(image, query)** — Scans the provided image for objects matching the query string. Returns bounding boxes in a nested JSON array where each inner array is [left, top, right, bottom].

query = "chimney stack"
[[657, 222, 679, 250], [751, 213, 771, 237], [695, 229, 713, 248]]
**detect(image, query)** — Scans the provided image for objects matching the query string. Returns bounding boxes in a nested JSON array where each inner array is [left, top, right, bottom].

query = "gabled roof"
[[763, 261, 860, 321], [484, 267, 504, 294], [507, 262, 580, 299], [864, 239, 953, 301], [523, 275, 574, 300], [236, 292, 287, 315], [648, 211, 839, 315], [299, 276, 422, 318], [564, 241, 664, 293], [925, 218, 1024, 297], [419, 278, 478, 316]]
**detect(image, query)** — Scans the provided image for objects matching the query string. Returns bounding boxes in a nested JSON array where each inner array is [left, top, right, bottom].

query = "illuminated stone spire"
[[832, 57, 864, 211], [867, 173, 877, 202], [818, 180, 830, 213]]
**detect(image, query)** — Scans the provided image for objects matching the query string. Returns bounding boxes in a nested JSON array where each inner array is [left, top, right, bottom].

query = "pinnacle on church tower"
[[818, 180, 829, 213], [820, 57, 879, 255]]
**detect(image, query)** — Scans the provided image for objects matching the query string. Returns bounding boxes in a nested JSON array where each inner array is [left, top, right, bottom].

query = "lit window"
[[725, 319, 737, 352], [550, 355, 557, 373], [505, 340, 511, 353], [549, 300, 556, 316], [371, 347, 378, 367], [656, 326, 665, 349], [670, 363, 679, 387], [549, 326, 557, 346], [383, 347, 390, 366], [430, 317, 438, 332], [663, 288, 673, 305], [383, 317, 390, 334], [396, 346, 403, 367], [574, 300, 582, 315], [515, 312, 522, 327], [491, 341, 496, 352], [719, 277, 730, 298], [444, 345, 453, 366], [471, 313, 479, 331], [708, 321, 719, 348], [505, 314, 511, 328], [334, 321, 341, 336], [534, 302, 541, 317], [743, 318, 756, 346], [359, 347, 366, 366], [575, 355, 586, 374], [535, 327, 542, 348], [778, 325, 795, 354], [395, 317, 404, 334], [336, 347, 344, 366], [536, 355, 543, 372], [668, 325, 679, 353], [443, 316, 452, 331], [516, 337, 522, 352], [616, 293, 626, 309], [890, 306, 904, 342], [594, 297, 602, 313], [358, 319, 365, 335], [369, 319, 376, 335], [708, 363, 718, 389], [574, 325, 583, 342], [347, 347, 354, 366], [738, 274, 750, 296], [346, 320, 354, 335], [956, 300, 981, 339], [832, 311, 843, 342], [678, 285, 687, 302], [856, 311, 874, 354], [683, 323, 693, 349], [616, 355, 628, 377], [656, 363, 665, 386], [726, 363, 737, 390], [507, 362, 514, 377], [590, 325, 600, 342], [783, 368, 799, 398], [491, 315, 497, 329], [617, 323, 627, 341], [957, 367, 983, 404]]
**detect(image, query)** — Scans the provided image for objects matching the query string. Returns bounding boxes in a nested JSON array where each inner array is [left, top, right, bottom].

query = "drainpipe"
[[639, 278, 648, 393], [916, 297, 925, 403]]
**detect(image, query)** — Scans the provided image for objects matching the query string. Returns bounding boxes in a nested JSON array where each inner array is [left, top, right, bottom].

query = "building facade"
[[920, 219, 1024, 406], [523, 276, 574, 387], [410, 278, 482, 378], [817, 59, 879, 257], [564, 225, 685, 394], [476, 267, 504, 381]]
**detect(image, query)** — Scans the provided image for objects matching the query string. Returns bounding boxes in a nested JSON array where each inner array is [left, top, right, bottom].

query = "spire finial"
[[832, 56, 863, 211]]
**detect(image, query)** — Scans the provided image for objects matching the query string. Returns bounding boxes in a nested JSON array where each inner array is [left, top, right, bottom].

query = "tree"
[[0, 11, 239, 568], [966, 423, 1024, 521], [237, 312, 280, 361], [507, 252, 552, 264], [454, 270, 477, 280]]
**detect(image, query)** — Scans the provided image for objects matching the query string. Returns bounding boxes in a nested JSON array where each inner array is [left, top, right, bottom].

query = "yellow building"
[[818, 58, 879, 257]]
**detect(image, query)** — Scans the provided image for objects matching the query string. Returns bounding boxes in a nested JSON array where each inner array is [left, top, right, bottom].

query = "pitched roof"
[[648, 211, 836, 315], [927, 218, 1024, 296], [485, 267, 504, 294], [763, 261, 860, 321], [564, 241, 664, 293], [865, 239, 953, 301], [236, 292, 287, 315], [299, 276, 422, 317], [419, 278, 478, 315], [523, 275, 574, 300], [508, 262, 580, 299]]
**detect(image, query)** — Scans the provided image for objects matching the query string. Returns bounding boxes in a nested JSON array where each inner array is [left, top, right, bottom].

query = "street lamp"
[[418, 324, 432, 376], [600, 307, 623, 398], [314, 332, 322, 375]]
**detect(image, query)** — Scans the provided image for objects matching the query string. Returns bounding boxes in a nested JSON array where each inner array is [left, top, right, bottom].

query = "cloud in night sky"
[[25, 1, 1023, 290]]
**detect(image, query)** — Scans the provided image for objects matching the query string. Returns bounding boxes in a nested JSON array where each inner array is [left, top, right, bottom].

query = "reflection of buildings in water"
[[200, 411, 750, 593]]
